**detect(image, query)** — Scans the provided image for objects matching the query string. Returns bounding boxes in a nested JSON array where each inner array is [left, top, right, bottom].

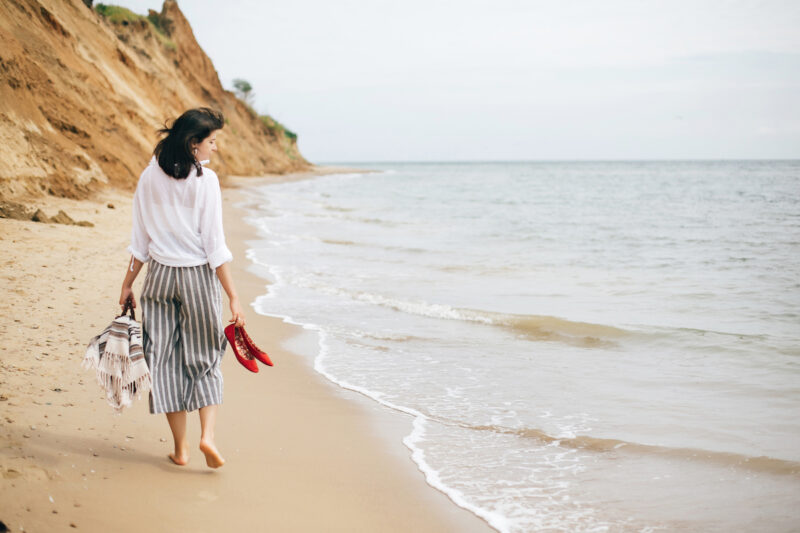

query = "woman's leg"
[[177, 265, 225, 412], [198, 405, 225, 468], [142, 262, 185, 415], [165, 410, 189, 465]]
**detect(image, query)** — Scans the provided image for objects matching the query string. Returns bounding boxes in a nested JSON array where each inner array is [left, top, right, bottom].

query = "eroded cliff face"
[[0, 0, 311, 200]]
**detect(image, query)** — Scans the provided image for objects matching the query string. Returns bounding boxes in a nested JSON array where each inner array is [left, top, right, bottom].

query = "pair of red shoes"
[[224, 324, 273, 373]]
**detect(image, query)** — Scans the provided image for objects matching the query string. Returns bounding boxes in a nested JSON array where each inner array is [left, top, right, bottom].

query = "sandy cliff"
[[0, 0, 311, 200]]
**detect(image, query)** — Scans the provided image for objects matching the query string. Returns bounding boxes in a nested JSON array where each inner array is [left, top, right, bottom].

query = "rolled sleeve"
[[200, 174, 232, 269], [206, 246, 233, 270]]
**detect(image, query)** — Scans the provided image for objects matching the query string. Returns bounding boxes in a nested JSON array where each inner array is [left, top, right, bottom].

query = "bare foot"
[[168, 452, 189, 466], [199, 439, 225, 468], [168, 445, 190, 466]]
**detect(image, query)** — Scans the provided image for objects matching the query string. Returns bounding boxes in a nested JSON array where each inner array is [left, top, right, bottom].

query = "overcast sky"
[[113, 0, 800, 162]]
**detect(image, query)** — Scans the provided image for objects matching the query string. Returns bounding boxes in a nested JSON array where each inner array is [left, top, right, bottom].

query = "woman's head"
[[154, 107, 224, 179]]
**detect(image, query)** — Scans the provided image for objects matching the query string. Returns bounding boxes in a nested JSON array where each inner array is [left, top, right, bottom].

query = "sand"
[[0, 168, 492, 532]]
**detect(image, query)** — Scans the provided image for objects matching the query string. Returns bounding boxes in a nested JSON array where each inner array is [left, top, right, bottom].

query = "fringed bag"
[[83, 299, 151, 413]]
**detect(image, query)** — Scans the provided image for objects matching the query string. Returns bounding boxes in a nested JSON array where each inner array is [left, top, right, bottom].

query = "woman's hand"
[[120, 256, 143, 311], [229, 296, 245, 328], [120, 285, 136, 310], [215, 263, 245, 327]]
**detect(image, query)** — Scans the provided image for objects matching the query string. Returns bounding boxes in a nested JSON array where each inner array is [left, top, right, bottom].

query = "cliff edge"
[[0, 0, 311, 200]]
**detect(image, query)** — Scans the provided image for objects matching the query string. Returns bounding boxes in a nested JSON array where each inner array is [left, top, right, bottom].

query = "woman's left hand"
[[229, 296, 245, 328]]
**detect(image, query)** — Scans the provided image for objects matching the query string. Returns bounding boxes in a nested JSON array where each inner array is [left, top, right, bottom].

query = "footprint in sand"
[[2, 468, 21, 479]]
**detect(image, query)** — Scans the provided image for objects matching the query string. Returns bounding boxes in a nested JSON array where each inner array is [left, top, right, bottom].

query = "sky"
[[112, 0, 800, 162]]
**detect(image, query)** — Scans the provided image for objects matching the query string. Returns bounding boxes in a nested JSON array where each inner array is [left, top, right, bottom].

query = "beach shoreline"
[[0, 166, 491, 532]]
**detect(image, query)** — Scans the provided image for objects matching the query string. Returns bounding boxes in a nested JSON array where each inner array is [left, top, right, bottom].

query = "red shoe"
[[225, 324, 259, 373], [239, 326, 273, 366]]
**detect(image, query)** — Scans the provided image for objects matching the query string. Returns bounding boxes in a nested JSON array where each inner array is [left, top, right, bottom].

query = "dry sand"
[[0, 168, 492, 532]]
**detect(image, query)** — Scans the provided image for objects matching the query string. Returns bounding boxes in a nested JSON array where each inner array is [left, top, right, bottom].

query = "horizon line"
[[316, 157, 800, 165]]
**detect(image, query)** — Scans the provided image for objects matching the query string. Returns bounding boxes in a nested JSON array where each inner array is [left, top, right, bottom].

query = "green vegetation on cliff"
[[231, 78, 299, 143], [260, 115, 298, 142], [94, 4, 176, 50]]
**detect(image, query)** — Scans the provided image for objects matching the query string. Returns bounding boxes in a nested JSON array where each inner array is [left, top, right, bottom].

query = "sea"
[[241, 160, 800, 532]]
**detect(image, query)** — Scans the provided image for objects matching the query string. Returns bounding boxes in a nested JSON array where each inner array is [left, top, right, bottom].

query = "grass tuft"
[[259, 115, 297, 141], [95, 3, 176, 50], [95, 4, 141, 24]]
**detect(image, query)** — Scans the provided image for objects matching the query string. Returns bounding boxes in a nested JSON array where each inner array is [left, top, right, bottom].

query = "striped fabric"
[[141, 261, 227, 414], [83, 314, 151, 412]]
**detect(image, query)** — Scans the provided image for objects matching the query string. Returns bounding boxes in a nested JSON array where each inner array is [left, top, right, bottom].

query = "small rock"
[[107, 203, 115, 209], [50, 210, 75, 225], [70, 523, 77, 528], [0, 201, 32, 220], [31, 208, 51, 223]]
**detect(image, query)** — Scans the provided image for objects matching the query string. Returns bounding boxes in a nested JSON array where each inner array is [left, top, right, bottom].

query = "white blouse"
[[128, 156, 233, 269]]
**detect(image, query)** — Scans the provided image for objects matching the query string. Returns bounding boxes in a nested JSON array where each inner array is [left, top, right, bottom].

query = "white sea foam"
[[247, 255, 512, 532]]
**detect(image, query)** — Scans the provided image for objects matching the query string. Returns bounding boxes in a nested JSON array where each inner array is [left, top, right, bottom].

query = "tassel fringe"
[[82, 317, 151, 412]]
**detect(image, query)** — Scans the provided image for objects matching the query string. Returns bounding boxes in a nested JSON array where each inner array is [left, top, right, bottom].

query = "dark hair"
[[153, 107, 224, 179]]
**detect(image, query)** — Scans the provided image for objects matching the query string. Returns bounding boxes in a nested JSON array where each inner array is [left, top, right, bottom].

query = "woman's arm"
[[120, 255, 144, 309], [216, 262, 245, 327]]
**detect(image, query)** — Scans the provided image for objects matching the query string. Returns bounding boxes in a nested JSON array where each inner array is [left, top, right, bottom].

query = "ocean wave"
[[289, 281, 635, 347], [252, 262, 635, 347], [459, 423, 800, 477], [318, 238, 430, 254], [322, 205, 356, 212], [282, 208, 405, 227], [254, 262, 783, 347], [320, 238, 358, 246]]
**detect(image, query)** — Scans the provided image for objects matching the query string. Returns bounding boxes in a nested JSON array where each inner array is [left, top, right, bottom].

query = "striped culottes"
[[141, 261, 227, 414]]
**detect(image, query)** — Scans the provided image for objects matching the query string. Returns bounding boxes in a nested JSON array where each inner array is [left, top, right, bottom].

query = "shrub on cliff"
[[260, 115, 298, 142], [95, 3, 176, 50], [233, 79, 255, 106]]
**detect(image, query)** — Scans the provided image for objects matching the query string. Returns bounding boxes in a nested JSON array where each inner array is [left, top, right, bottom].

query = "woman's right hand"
[[120, 256, 143, 311], [120, 285, 136, 310]]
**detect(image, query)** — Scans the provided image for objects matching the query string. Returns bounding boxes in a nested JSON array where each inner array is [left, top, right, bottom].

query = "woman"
[[119, 107, 244, 469]]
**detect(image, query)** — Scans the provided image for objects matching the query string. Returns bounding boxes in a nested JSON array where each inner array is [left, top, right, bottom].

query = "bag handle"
[[119, 296, 136, 321]]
